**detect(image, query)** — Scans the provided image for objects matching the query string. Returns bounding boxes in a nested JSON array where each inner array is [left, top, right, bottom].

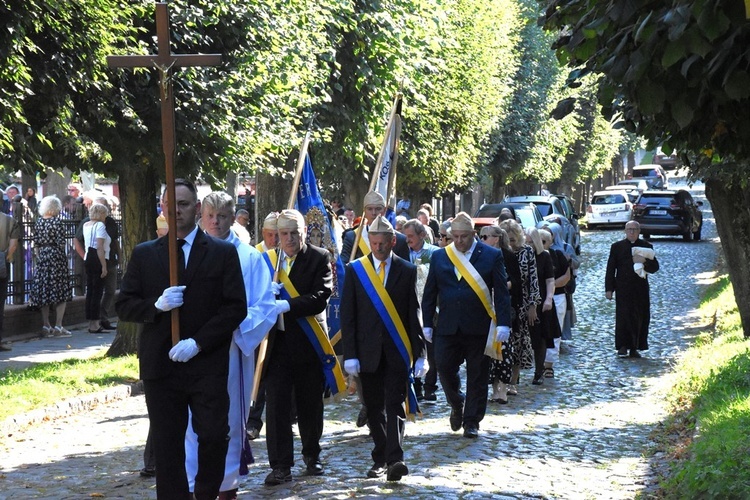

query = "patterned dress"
[[490, 244, 541, 382], [30, 216, 72, 306]]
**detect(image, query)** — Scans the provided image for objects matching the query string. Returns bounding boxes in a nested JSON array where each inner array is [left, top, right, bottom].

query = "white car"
[[604, 185, 640, 203], [586, 190, 633, 228]]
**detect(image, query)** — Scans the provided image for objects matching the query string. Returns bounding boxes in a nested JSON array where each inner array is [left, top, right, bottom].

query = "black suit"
[[116, 229, 246, 499], [341, 225, 409, 263], [341, 254, 424, 465], [264, 243, 332, 470]]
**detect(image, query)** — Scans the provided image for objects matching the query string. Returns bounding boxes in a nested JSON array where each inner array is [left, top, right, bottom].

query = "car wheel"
[[693, 224, 702, 241]]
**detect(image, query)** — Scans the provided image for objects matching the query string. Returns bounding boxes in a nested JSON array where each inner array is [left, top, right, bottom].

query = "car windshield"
[[592, 194, 626, 204], [638, 195, 675, 206], [515, 208, 536, 228], [633, 168, 659, 177]]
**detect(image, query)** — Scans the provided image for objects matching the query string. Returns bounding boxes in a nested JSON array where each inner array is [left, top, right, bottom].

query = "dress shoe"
[[386, 461, 409, 481], [139, 466, 156, 478], [367, 462, 387, 478], [0, 342, 11, 352], [356, 406, 368, 428], [264, 467, 292, 486], [463, 424, 479, 438], [303, 456, 324, 476], [532, 375, 544, 386], [423, 391, 437, 401], [246, 427, 260, 440], [100, 320, 116, 330], [629, 349, 642, 358], [449, 405, 463, 432], [217, 489, 238, 500], [617, 346, 628, 356]]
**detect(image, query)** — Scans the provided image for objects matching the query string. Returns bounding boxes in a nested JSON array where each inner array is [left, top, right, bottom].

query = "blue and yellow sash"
[[277, 268, 347, 398], [350, 257, 420, 420], [445, 244, 502, 360], [260, 249, 277, 277]]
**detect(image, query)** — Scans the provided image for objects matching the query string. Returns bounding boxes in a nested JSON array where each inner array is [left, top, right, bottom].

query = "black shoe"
[[449, 405, 463, 432], [356, 406, 368, 428], [367, 462, 387, 478], [100, 320, 116, 330], [139, 466, 156, 478], [617, 347, 628, 356], [264, 467, 292, 486], [386, 461, 409, 481], [0, 342, 11, 352], [463, 424, 479, 438], [532, 375, 544, 386], [629, 349, 642, 358], [246, 427, 260, 440], [423, 391, 437, 401], [303, 456, 324, 476], [414, 381, 424, 401]]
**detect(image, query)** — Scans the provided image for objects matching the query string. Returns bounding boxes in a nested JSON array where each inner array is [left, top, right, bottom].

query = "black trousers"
[[264, 357, 324, 469], [84, 252, 104, 321], [434, 334, 489, 428], [359, 351, 408, 465], [143, 373, 229, 500]]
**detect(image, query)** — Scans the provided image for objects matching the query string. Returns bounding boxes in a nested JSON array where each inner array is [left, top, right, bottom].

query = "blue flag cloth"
[[295, 153, 346, 340]]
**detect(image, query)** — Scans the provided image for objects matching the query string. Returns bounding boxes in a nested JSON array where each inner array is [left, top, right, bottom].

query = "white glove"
[[271, 281, 284, 295], [344, 358, 360, 377], [495, 326, 511, 343], [275, 299, 290, 314], [155, 285, 186, 312], [414, 357, 429, 378], [422, 327, 433, 343], [169, 338, 200, 362]]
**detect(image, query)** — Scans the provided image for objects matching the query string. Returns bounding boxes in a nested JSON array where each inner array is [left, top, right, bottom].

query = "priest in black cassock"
[[604, 221, 659, 358]]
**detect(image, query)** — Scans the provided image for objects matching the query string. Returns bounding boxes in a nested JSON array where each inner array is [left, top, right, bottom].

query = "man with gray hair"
[[0, 207, 19, 351], [341, 191, 409, 264]]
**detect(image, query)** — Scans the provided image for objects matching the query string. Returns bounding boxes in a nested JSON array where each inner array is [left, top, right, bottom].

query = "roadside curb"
[[0, 381, 143, 439]]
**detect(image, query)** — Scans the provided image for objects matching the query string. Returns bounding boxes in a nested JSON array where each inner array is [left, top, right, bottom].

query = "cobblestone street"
[[0, 184, 720, 499]]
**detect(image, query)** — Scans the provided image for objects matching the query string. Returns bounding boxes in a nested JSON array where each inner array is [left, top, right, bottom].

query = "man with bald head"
[[421, 212, 512, 438], [605, 220, 659, 358]]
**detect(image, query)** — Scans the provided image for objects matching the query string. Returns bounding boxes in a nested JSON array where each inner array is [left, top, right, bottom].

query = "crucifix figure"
[[107, 2, 221, 345]]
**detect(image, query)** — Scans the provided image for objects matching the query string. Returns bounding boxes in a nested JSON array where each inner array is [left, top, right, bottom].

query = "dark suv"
[[505, 195, 581, 253], [632, 190, 703, 240]]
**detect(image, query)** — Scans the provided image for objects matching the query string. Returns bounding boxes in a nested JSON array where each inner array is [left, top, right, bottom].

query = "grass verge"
[[0, 354, 138, 422], [654, 274, 750, 497]]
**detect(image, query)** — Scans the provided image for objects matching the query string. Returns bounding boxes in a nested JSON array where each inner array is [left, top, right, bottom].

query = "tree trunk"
[[255, 170, 292, 236], [106, 163, 159, 357], [704, 176, 750, 337]]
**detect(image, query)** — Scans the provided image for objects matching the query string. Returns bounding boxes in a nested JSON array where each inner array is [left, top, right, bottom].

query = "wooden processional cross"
[[107, 2, 222, 345]]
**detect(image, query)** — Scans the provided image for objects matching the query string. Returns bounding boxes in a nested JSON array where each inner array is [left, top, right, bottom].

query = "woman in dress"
[[31, 195, 72, 337], [83, 203, 110, 333], [500, 219, 541, 396], [540, 227, 570, 379], [525, 227, 558, 385]]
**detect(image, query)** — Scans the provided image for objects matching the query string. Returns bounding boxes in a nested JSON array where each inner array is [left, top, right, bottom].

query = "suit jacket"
[[340, 254, 425, 373], [421, 241, 512, 336], [341, 225, 409, 264], [267, 243, 333, 366], [115, 229, 247, 380]]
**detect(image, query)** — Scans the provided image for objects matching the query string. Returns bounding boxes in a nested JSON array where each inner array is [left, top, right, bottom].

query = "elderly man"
[[263, 209, 336, 485], [184, 191, 276, 500], [0, 209, 19, 351], [421, 212, 512, 438], [341, 215, 427, 481], [256, 212, 279, 254], [341, 191, 409, 263], [401, 219, 439, 401], [605, 220, 659, 358]]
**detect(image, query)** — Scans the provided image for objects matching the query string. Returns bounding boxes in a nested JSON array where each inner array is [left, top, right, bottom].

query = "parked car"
[[631, 189, 703, 240], [604, 185, 640, 203], [616, 179, 650, 194], [631, 164, 669, 190], [653, 147, 680, 170], [586, 190, 633, 228], [473, 202, 545, 230], [505, 195, 581, 253]]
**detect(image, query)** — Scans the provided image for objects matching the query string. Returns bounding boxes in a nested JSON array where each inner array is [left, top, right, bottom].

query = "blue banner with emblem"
[[295, 153, 345, 344]]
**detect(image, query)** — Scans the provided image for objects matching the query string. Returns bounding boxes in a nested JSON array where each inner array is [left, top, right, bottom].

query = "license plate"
[[650, 209, 667, 215]]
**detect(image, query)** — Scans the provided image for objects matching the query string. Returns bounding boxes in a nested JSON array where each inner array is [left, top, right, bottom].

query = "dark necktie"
[[177, 239, 186, 280]]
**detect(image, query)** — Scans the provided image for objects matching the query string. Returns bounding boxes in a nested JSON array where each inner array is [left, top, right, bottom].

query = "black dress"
[[30, 216, 71, 306]]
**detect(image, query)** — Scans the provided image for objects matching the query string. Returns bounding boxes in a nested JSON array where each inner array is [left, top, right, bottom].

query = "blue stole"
[[349, 257, 420, 419]]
